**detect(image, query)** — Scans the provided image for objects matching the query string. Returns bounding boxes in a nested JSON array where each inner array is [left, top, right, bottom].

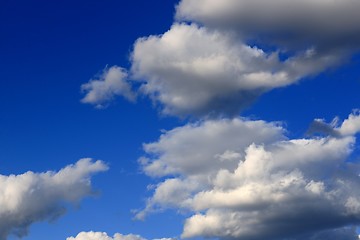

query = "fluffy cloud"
[[131, 23, 341, 117], [137, 112, 360, 239], [139, 117, 284, 178], [0, 159, 108, 240], [66, 231, 146, 240], [81, 66, 135, 108]]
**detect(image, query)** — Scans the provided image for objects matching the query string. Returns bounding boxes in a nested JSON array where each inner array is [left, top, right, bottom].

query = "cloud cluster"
[[77, 0, 360, 239], [81, 66, 135, 109], [82, 0, 360, 117], [0, 159, 108, 240], [137, 112, 360, 239], [66, 231, 146, 240]]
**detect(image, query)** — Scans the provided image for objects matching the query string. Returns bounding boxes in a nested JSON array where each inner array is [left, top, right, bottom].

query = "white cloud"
[[66, 231, 176, 240], [66, 231, 146, 240], [139, 117, 285, 178], [81, 66, 135, 108], [137, 112, 360, 239], [0, 159, 108, 240], [131, 23, 340, 117]]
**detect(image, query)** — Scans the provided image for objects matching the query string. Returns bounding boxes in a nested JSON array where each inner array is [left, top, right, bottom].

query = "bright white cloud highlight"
[[0, 159, 108, 240], [137, 112, 360, 239], [81, 66, 135, 108]]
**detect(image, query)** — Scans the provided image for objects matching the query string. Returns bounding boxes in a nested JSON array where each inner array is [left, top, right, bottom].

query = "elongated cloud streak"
[[66, 231, 175, 240]]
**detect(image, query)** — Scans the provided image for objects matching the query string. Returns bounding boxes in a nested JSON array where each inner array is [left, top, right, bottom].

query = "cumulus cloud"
[[136, 112, 360, 239], [0, 159, 108, 240], [131, 23, 341, 117], [139, 117, 284, 178], [66, 231, 146, 240], [81, 66, 136, 108]]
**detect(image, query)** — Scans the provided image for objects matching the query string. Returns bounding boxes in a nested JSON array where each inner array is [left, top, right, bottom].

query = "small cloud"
[[66, 231, 173, 240], [81, 66, 136, 109]]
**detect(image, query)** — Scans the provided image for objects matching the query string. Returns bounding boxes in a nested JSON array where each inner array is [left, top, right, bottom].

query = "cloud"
[[176, 0, 360, 52], [136, 112, 360, 239], [81, 1, 359, 117], [131, 23, 341, 117], [139, 117, 285, 178], [66, 231, 146, 240], [0, 159, 108, 240], [66, 231, 176, 240], [81, 66, 136, 108]]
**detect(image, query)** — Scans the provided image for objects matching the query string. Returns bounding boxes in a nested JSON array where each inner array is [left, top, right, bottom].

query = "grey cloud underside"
[[0, 159, 108, 240], [137, 113, 360, 240], [176, 0, 360, 52]]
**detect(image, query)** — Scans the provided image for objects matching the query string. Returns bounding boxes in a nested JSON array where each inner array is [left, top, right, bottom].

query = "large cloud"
[[0, 159, 108, 240], [131, 23, 341, 117], [136, 112, 360, 239]]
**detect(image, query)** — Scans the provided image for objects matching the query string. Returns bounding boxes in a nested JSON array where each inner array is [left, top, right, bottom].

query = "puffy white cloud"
[[137, 112, 360, 239], [139, 117, 284, 178], [66, 231, 146, 240], [0, 159, 108, 240], [131, 24, 340, 116], [81, 66, 135, 108], [176, 0, 360, 51]]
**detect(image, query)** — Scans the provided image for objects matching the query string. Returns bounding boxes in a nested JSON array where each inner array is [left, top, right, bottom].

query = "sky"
[[1, 0, 360, 240]]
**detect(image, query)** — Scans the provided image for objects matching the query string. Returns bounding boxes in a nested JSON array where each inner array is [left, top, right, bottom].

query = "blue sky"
[[1, 0, 360, 240]]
